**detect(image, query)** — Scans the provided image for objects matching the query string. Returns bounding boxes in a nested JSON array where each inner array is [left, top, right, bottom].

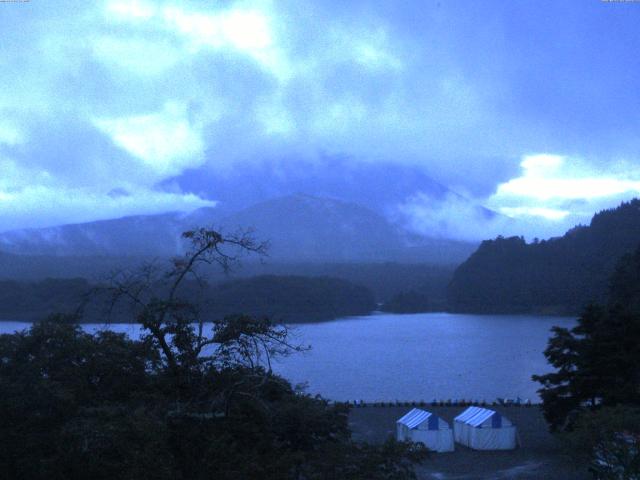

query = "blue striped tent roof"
[[454, 406, 484, 423], [455, 407, 504, 428], [397, 408, 433, 429]]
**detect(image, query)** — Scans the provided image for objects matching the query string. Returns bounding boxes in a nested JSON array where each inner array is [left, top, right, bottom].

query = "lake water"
[[0, 312, 575, 402]]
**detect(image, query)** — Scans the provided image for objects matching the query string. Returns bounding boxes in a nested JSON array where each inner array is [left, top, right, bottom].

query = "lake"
[[0, 312, 575, 402]]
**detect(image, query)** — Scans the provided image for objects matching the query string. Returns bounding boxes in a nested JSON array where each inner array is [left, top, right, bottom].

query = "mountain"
[[0, 251, 146, 281], [163, 158, 505, 236], [162, 158, 454, 215], [208, 193, 406, 262], [0, 212, 186, 257], [0, 194, 478, 264], [448, 199, 640, 314]]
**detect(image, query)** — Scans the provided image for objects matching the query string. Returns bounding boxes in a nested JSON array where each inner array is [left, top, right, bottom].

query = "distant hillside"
[[206, 275, 375, 323], [240, 262, 456, 304], [208, 194, 405, 262], [0, 275, 374, 324], [0, 194, 477, 264], [380, 290, 442, 314], [0, 213, 186, 257], [0, 252, 152, 281], [0, 278, 91, 321], [448, 199, 640, 314], [0, 252, 454, 307]]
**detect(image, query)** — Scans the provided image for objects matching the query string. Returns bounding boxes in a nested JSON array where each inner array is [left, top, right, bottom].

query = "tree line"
[[0, 275, 375, 323], [448, 199, 640, 314]]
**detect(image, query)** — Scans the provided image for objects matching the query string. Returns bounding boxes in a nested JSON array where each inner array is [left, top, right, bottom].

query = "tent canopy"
[[397, 408, 439, 430], [454, 406, 516, 450], [396, 408, 454, 452], [454, 407, 511, 428]]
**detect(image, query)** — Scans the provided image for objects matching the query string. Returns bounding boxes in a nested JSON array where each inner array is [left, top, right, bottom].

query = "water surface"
[[274, 312, 575, 402], [0, 312, 575, 402]]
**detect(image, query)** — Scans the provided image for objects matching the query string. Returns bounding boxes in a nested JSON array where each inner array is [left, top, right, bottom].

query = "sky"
[[1, 0, 639, 239]]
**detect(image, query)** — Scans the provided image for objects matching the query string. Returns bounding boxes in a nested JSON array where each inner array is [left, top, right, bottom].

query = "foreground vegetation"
[[533, 245, 640, 478], [0, 229, 426, 479]]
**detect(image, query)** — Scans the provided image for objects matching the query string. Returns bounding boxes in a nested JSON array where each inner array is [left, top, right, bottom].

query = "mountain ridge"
[[0, 193, 478, 264]]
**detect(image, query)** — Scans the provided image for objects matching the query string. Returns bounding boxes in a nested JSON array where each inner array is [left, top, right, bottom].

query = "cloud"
[[398, 153, 640, 241], [105, 0, 156, 21], [104, 0, 292, 81], [90, 35, 183, 76], [482, 154, 640, 238], [494, 154, 640, 202], [0, 185, 213, 232], [0, 158, 55, 191], [94, 101, 206, 178], [1, 0, 640, 233], [0, 155, 214, 232], [0, 120, 24, 146], [499, 206, 570, 221], [396, 192, 510, 242]]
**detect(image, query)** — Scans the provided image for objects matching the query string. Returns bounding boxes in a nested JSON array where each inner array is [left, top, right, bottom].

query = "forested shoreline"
[[0, 275, 376, 324], [448, 200, 640, 315]]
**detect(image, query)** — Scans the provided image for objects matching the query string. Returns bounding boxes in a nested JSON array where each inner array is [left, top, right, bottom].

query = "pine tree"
[[533, 245, 640, 430]]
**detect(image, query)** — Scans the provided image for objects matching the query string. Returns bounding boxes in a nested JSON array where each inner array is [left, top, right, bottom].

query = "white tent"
[[396, 408, 454, 452], [453, 406, 517, 450]]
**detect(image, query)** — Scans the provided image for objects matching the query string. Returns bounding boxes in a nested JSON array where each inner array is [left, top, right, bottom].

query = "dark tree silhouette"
[[533, 245, 640, 431], [449, 199, 640, 314], [0, 228, 427, 480]]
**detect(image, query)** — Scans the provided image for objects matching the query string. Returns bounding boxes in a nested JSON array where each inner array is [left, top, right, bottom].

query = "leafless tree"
[[99, 228, 305, 371]]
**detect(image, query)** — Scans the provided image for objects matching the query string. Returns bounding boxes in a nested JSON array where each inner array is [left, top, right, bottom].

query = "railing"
[[332, 399, 540, 408]]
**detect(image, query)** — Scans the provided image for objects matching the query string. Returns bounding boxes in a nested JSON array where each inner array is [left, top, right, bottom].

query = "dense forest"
[[207, 275, 375, 322], [448, 199, 640, 314], [0, 275, 375, 323], [240, 262, 455, 306], [0, 252, 454, 306], [0, 278, 91, 321], [379, 290, 440, 314]]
